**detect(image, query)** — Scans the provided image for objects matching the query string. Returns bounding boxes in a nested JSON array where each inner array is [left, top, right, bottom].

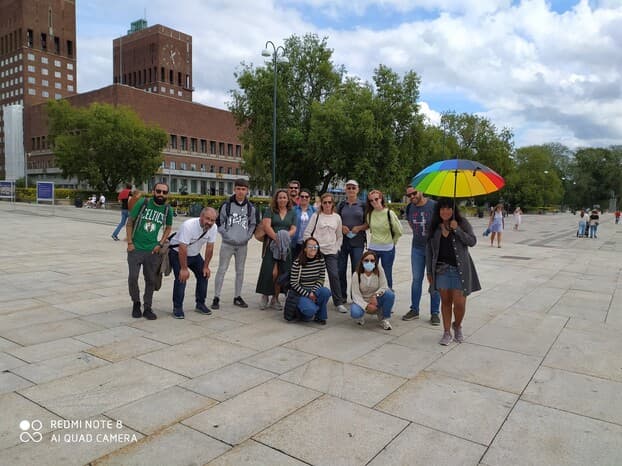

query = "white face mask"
[[363, 261, 376, 272]]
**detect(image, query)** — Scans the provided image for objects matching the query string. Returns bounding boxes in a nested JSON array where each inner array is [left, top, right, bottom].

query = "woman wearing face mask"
[[256, 189, 297, 309], [292, 188, 316, 259], [349, 250, 395, 330], [427, 198, 481, 345], [365, 190, 402, 289], [288, 237, 332, 324], [304, 193, 346, 313]]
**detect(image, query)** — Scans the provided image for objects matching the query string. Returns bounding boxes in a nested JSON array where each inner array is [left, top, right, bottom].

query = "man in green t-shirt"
[[126, 183, 173, 319]]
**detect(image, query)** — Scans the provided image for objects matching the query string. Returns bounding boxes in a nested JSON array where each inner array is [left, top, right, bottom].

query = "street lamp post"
[[262, 41, 286, 195], [25, 152, 30, 188]]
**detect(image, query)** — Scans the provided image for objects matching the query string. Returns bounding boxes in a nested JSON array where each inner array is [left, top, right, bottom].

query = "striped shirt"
[[289, 256, 326, 297]]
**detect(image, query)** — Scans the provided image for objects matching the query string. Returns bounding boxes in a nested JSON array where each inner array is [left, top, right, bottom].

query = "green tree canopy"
[[47, 100, 167, 192]]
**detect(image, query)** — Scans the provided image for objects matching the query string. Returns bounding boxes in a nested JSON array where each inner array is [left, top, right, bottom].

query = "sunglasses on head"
[[155, 189, 168, 195]]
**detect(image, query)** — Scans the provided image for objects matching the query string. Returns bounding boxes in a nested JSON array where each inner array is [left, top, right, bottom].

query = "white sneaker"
[[357, 317, 365, 326], [381, 319, 392, 330], [336, 304, 348, 314], [259, 295, 269, 310]]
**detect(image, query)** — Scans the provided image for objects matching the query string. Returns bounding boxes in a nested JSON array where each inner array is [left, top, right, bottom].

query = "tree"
[[47, 100, 167, 192], [229, 35, 424, 195], [568, 147, 622, 208]]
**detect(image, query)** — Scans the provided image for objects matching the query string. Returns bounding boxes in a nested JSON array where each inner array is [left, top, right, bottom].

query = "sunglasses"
[[322, 200, 333, 204], [288, 186, 299, 190], [155, 189, 169, 195], [306, 245, 319, 250], [407, 192, 418, 197], [371, 197, 381, 202], [346, 186, 357, 190], [300, 195, 310, 199], [363, 259, 376, 263]]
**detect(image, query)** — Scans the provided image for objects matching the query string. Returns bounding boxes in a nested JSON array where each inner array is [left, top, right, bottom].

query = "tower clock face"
[[161, 43, 180, 66]]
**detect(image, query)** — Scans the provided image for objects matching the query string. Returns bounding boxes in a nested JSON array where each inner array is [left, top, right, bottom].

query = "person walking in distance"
[[126, 183, 173, 320], [212, 179, 257, 310], [402, 186, 440, 325], [337, 180, 368, 307], [112, 183, 132, 241], [488, 203, 504, 247], [168, 207, 217, 319]]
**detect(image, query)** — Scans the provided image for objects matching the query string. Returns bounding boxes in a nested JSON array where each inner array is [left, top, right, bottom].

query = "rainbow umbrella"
[[411, 159, 505, 199]]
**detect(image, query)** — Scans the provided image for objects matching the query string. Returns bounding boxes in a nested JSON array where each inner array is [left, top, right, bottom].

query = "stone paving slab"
[[10, 352, 110, 385], [241, 346, 317, 375], [7, 338, 93, 363], [86, 336, 169, 363], [255, 395, 409, 466], [0, 392, 58, 450], [482, 401, 622, 466], [207, 439, 307, 466], [1, 318, 105, 346]]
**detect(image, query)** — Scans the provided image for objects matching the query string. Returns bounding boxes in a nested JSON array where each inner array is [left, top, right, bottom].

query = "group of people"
[[121, 178, 480, 345], [577, 209, 600, 238]]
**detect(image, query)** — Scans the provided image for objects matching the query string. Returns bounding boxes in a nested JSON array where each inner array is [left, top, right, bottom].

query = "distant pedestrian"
[[212, 179, 257, 310], [578, 209, 588, 237], [488, 203, 504, 247], [513, 206, 523, 230], [350, 250, 395, 330], [169, 207, 217, 319], [615, 210, 620, 224], [126, 183, 173, 320], [112, 183, 132, 241], [427, 198, 481, 345], [589, 209, 600, 238], [97, 193, 106, 209]]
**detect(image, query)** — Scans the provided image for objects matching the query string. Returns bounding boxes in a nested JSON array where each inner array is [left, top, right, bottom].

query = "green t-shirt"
[[130, 198, 173, 251]]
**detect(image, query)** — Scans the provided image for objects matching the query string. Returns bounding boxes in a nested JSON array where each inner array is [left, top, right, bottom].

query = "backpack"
[[216, 199, 255, 227], [132, 198, 171, 241]]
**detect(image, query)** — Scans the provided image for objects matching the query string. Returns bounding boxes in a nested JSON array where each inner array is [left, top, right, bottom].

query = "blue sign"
[[36, 181, 55, 203], [0, 180, 14, 199]]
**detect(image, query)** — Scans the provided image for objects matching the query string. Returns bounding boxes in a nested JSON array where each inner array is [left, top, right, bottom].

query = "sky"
[[75, 0, 622, 149]]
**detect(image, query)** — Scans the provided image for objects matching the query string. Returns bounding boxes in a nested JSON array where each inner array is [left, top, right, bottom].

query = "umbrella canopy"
[[411, 159, 505, 198]]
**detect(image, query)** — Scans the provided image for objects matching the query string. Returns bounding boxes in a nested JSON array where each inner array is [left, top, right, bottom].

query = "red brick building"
[[1, 2, 246, 195]]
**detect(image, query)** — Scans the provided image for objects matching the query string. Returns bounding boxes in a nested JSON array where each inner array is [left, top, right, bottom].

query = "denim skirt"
[[436, 264, 461, 290]]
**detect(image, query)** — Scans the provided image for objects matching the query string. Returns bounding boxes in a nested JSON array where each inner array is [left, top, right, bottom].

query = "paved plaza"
[[1, 201, 621, 466]]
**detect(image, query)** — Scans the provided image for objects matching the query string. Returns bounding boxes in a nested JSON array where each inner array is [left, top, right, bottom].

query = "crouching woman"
[[349, 250, 395, 330], [288, 237, 332, 325]]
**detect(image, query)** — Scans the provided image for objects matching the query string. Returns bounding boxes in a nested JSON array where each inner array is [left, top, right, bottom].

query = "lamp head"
[[261, 49, 271, 57]]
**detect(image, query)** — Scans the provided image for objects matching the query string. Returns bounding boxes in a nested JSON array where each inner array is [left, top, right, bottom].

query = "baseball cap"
[[345, 179, 359, 187]]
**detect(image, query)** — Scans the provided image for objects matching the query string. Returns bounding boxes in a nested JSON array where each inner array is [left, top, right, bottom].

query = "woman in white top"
[[513, 207, 523, 230], [349, 250, 395, 330], [304, 193, 346, 313]]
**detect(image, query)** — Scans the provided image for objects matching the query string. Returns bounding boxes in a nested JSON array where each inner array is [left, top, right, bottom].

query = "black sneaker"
[[402, 309, 420, 321], [173, 308, 185, 319], [314, 316, 327, 325], [132, 302, 142, 318], [233, 296, 248, 308], [195, 303, 212, 315], [430, 314, 441, 326], [143, 306, 157, 320], [211, 297, 220, 310]]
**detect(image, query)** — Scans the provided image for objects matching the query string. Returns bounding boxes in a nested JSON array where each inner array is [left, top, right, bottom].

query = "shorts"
[[436, 264, 462, 290]]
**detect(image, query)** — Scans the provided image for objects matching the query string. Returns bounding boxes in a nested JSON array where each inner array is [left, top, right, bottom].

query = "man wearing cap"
[[402, 186, 440, 325], [336, 180, 368, 310]]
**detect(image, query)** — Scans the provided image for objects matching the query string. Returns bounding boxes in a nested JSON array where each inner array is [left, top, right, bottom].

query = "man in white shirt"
[[168, 207, 218, 319]]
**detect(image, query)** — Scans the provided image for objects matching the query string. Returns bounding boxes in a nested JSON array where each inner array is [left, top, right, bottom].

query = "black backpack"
[[216, 199, 255, 227]]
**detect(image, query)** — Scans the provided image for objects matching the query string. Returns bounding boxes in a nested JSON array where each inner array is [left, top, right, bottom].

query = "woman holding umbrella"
[[426, 198, 481, 345]]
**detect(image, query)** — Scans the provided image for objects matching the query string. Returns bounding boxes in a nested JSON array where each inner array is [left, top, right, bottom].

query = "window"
[[54, 71, 61, 78], [191, 138, 197, 152], [67, 74, 73, 81], [210, 141, 216, 154], [67, 40, 73, 57], [54, 37, 60, 54], [27, 30, 33, 47], [67, 63, 73, 70], [177, 72, 182, 86], [28, 88, 35, 95], [54, 60, 61, 67], [42, 80, 48, 87], [228, 144, 233, 156], [54, 93, 61, 99], [180, 162, 186, 170], [210, 165, 214, 172], [200, 139, 207, 153], [170, 135, 177, 149], [160, 67, 165, 81], [236, 145, 241, 157], [28, 65, 35, 72], [160, 86, 166, 93], [190, 164, 196, 171], [219, 143, 225, 155], [41, 56, 48, 64], [42, 90, 49, 98], [236, 168, 240, 175], [42, 68, 48, 75], [67, 85, 74, 92], [219, 167, 224, 174], [169, 161, 176, 169], [27, 53, 35, 61], [180, 136, 187, 151], [169, 89, 174, 95], [169, 69, 173, 83], [27, 77, 35, 84], [227, 168, 232, 175]]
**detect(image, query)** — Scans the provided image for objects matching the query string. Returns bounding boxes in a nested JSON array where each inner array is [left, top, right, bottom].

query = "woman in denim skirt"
[[426, 198, 481, 345]]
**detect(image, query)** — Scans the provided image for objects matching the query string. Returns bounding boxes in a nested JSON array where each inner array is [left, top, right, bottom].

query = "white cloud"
[[76, 0, 622, 148]]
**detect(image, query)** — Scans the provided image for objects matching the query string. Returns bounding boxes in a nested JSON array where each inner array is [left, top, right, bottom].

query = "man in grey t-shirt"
[[402, 186, 440, 324]]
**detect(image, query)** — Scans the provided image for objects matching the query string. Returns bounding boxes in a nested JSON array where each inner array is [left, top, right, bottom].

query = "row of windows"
[[1, 76, 23, 87], [1, 88, 23, 99], [27, 159, 55, 169], [25, 64, 73, 80], [157, 178, 236, 196], [169, 135, 241, 157], [23, 77, 73, 91], [25, 88, 63, 99], [1, 64, 23, 77], [27, 53, 73, 70], [114, 68, 190, 88], [31, 136, 50, 151], [0, 53, 22, 68], [162, 160, 241, 175], [0, 28, 74, 58]]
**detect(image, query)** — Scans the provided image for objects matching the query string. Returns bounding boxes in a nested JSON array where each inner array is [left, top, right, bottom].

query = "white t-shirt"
[[170, 218, 217, 257]]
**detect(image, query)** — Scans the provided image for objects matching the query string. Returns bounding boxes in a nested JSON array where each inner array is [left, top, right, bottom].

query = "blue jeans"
[[338, 242, 364, 299], [411, 246, 440, 315], [350, 289, 395, 319], [298, 287, 331, 321], [112, 209, 129, 237], [589, 224, 598, 238], [578, 221, 586, 236], [169, 249, 208, 309], [370, 247, 396, 288]]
